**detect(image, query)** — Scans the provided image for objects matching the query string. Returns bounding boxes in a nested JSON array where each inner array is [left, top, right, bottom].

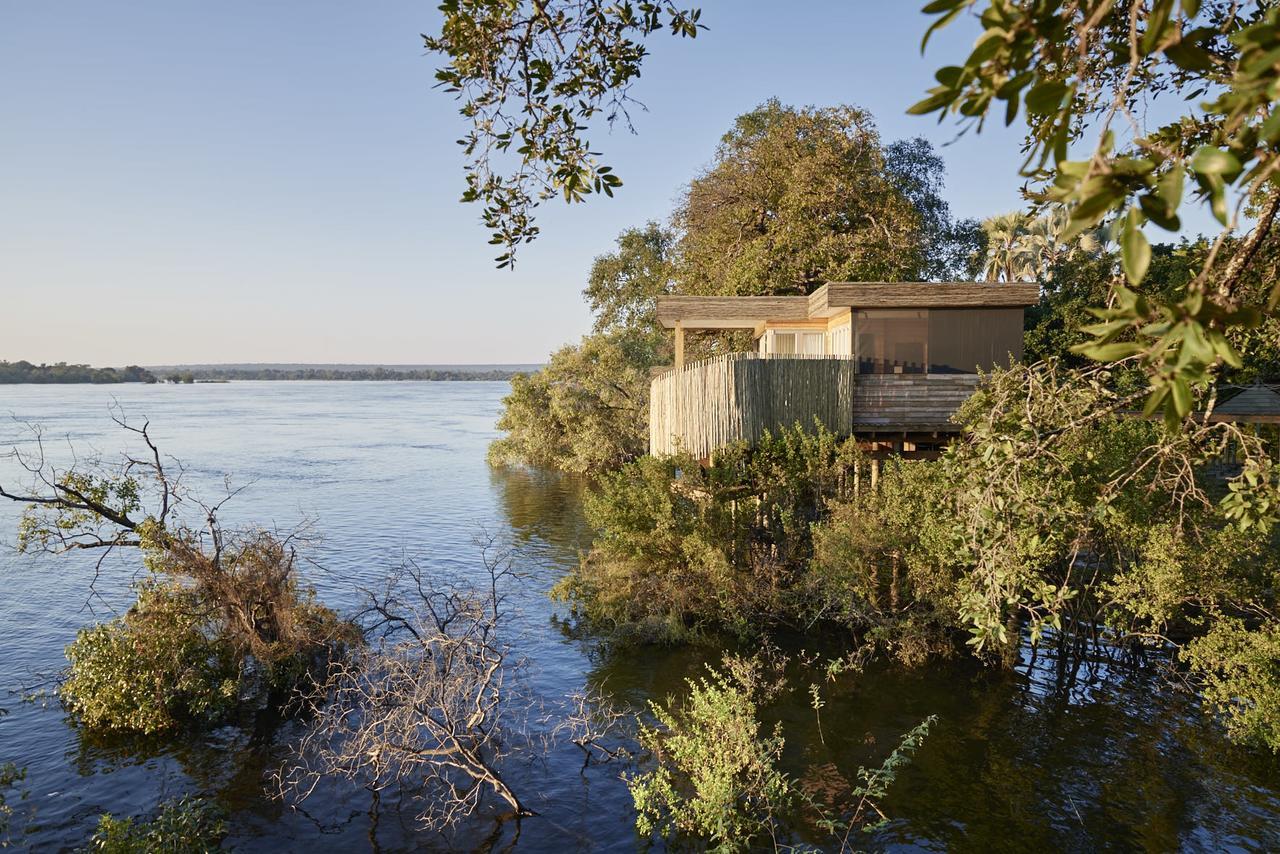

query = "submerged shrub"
[[1182, 619, 1280, 753], [90, 796, 225, 853], [628, 654, 933, 851], [62, 583, 239, 734], [62, 541, 357, 735], [2, 418, 358, 735], [629, 656, 791, 847]]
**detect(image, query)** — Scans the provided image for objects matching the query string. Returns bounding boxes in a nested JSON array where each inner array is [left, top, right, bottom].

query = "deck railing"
[[649, 354, 982, 457]]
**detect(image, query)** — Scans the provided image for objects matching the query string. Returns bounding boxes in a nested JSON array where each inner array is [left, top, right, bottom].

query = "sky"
[[0, 2, 1209, 366]]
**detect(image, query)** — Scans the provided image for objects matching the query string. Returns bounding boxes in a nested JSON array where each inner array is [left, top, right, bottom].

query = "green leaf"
[[1025, 80, 1069, 115], [1139, 193, 1181, 231], [1143, 0, 1175, 55], [1121, 209, 1152, 285], [1170, 376, 1193, 418], [1209, 180, 1228, 225], [907, 91, 954, 115], [1180, 321, 1216, 365], [969, 28, 1009, 65], [1190, 146, 1242, 178], [922, 5, 966, 52], [1261, 110, 1280, 144], [1180, 0, 1201, 16], [1143, 384, 1170, 417], [1208, 329, 1243, 368], [1165, 40, 1215, 71], [1071, 341, 1144, 361], [1157, 165, 1184, 210]]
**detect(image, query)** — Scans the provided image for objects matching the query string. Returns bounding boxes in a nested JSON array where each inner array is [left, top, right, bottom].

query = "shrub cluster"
[[553, 425, 862, 642], [628, 653, 933, 850], [62, 531, 357, 735], [90, 796, 225, 853], [560, 363, 1280, 750]]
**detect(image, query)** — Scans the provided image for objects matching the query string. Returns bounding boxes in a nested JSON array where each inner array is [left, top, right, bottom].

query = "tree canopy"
[[675, 100, 980, 296]]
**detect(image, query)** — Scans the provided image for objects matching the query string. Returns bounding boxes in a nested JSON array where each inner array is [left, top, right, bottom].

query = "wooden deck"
[[649, 354, 980, 457]]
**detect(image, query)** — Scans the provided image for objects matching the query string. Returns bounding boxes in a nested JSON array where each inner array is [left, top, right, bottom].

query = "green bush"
[[1182, 619, 1280, 753], [90, 796, 225, 853], [628, 654, 934, 851], [61, 563, 354, 735], [553, 424, 862, 641], [62, 583, 239, 734]]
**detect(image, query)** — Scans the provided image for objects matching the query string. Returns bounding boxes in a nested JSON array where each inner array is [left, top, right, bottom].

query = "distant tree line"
[[181, 367, 524, 382], [0, 361, 157, 384]]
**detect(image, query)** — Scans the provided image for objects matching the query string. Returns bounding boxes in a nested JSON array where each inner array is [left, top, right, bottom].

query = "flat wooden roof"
[[658, 282, 1040, 329], [655, 296, 808, 329]]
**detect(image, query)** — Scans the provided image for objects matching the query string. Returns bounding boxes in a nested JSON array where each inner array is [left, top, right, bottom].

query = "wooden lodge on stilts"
[[648, 281, 1041, 462]]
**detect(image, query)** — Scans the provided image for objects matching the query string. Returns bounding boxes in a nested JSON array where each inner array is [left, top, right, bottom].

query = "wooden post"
[[870, 458, 880, 490], [675, 322, 685, 371]]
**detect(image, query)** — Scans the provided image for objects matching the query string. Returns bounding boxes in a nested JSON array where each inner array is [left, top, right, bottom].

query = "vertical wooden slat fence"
[[649, 354, 856, 457], [649, 357, 988, 457]]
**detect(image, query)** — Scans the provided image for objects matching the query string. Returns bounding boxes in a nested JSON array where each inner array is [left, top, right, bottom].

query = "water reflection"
[[488, 465, 591, 557]]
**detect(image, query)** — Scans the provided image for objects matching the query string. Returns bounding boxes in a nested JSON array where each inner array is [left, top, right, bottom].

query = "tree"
[[910, 0, 1280, 425], [886, 136, 987, 280], [583, 222, 678, 333], [981, 211, 1036, 281], [489, 324, 666, 475], [675, 100, 967, 296], [424, 0, 703, 266]]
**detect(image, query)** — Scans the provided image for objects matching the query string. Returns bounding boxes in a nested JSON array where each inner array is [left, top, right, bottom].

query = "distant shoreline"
[[1, 362, 540, 384]]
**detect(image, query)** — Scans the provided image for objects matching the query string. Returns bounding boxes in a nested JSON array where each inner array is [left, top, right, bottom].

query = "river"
[[0, 381, 1276, 851]]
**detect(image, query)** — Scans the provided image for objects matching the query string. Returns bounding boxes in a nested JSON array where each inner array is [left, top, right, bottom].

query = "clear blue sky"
[[0, 2, 1197, 366]]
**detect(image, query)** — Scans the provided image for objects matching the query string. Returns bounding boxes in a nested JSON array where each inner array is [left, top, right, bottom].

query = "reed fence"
[[649, 355, 984, 457]]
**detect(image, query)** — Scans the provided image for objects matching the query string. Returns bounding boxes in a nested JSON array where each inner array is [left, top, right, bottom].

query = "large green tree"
[[677, 100, 977, 296]]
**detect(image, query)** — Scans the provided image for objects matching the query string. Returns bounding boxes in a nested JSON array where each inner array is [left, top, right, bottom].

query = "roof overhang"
[[809, 282, 1041, 317], [655, 296, 809, 330], [657, 283, 1041, 329]]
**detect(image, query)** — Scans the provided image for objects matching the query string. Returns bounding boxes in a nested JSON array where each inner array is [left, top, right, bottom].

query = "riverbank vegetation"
[[551, 362, 1280, 749], [0, 361, 156, 384], [477, 2, 1280, 758], [158, 365, 527, 382]]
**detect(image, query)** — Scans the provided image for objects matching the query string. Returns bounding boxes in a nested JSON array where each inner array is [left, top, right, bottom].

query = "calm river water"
[[0, 382, 1277, 852]]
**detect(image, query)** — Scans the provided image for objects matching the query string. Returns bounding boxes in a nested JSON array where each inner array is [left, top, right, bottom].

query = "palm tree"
[[982, 209, 1112, 283], [981, 211, 1035, 281]]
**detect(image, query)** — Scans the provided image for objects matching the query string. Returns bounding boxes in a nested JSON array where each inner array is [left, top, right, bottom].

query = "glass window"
[[772, 332, 796, 355], [799, 331, 825, 355], [855, 310, 928, 374], [927, 308, 1024, 374]]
